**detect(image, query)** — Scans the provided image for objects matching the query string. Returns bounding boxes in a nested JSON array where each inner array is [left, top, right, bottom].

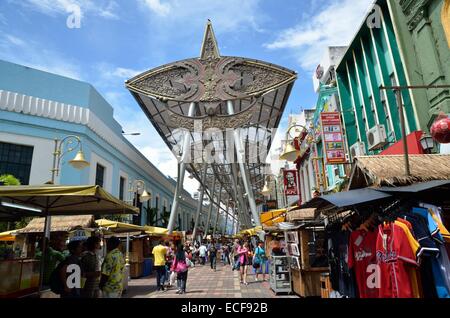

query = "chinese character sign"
[[320, 112, 347, 164], [284, 170, 299, 196]]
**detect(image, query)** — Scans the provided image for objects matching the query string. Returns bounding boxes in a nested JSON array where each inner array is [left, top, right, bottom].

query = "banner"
[[320, 112, 347, 164], [283, 170, 299, 196]]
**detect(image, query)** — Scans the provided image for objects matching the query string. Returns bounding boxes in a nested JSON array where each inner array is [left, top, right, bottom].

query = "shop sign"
[[283, 170, 299, 196], [320, 112, 347, 164], [70, 229, 89, 241]]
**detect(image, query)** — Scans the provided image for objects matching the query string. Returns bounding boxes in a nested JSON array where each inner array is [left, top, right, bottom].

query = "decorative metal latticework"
[[126, 21, 297, 226]]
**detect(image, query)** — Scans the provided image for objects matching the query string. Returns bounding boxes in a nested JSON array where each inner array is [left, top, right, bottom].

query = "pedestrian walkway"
[[125, 262, 298, 298]]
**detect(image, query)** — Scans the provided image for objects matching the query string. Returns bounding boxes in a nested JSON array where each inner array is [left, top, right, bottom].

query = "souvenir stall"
[[284, 208, 329, 298], [301, 154, 450, 298]]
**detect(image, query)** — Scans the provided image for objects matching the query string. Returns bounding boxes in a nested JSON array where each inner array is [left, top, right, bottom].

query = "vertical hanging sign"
[[320, 112, 347, 164], [284, 170, 299, 196]]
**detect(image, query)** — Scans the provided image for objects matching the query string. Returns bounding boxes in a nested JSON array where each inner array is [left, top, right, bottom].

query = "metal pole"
[[204, 177, 216, 237], [223, 202, 229, 235], [192, 163, 208, 242], [395, 89, 411, 177], [227, 100, 261, 227], [168, 103, 196, 233]]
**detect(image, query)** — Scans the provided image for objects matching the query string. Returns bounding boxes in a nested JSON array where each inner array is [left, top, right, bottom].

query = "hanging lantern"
[[431, 113, 450, 144]]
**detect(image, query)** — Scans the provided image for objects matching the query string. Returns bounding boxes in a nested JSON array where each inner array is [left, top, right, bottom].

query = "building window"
[[119, 177, 126, 200], [390, 73, 397, 87], [0, 142, 34, 185], [361, 104, 367, 127], [95, 164, 105, 187], [380, 89, 393, 134]]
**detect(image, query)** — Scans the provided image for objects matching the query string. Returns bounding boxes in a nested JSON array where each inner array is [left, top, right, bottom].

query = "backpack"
[[49, 260, 66, 295]]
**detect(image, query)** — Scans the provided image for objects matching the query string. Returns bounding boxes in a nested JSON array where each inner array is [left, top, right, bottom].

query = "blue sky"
[[0, 0, 374, 193]]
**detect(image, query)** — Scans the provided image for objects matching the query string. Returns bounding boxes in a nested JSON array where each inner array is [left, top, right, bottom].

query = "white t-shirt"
[[199, 245, 207, 257]]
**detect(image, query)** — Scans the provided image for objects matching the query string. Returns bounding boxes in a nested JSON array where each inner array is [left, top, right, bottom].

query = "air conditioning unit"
[[350, 142, 366, 158], [367, 125, 387, 150]]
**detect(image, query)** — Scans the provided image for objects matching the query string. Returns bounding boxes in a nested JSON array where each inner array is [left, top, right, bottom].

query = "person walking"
[[100, 237, 125, 298], [253, 241, 268, 282], [237, 242, 250, 285], [59, 240, 83, 298], [151, 240, 168, 292], [165, 241, 175, 287], [199, 242, 207, 265], [231, 239, 241, 271], [222, 244, 230, 265], [171, 243, 189, 294], [208, 240, 217, 271], [80, 236, 101, 298]]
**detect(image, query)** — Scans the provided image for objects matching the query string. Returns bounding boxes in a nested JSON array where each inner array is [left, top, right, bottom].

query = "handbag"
[[186, 258, 193, 268]]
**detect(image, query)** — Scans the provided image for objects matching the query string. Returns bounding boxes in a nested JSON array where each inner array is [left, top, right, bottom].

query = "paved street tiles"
[[125, 263, 298, 298]]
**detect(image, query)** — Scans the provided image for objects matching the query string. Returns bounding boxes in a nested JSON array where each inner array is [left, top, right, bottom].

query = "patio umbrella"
[[0, 184, 139, 295]]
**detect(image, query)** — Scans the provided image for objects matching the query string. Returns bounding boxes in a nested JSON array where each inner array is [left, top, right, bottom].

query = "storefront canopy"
[[260, 209, 286, 226], [239, 226, 263, 236], [376, 180, 450, 193], [96, 219, 146, 233], [0, 230, 17, 241], [0, 185, 139, 216], [301, 188, 393, 211], [18, 215, 95, 234]]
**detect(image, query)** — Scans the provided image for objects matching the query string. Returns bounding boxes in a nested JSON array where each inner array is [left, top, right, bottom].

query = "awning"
[[0, 185, 139, 216], [260, 209, 286, 226], [96, 219, 146, 233], [239, 226, 263, 236], [144, 225, 169, 236], [0, 230, 17, 241], [301, 188, 393, 210], [376, 180, 450, 193]]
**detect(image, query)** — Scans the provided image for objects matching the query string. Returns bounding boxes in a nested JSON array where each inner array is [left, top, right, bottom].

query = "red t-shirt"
[[376, 223, 418, 298], [348, 229, 378, 298]]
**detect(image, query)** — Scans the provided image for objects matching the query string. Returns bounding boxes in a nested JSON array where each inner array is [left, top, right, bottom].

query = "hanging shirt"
[[348, 229, 378, 298], [394, 220, 422, 298], [376, 223, 418, 298]]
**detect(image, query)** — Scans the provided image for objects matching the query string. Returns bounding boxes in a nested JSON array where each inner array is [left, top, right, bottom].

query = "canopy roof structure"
[[126, 21, 297, 233], [0, 185, 139, 216]]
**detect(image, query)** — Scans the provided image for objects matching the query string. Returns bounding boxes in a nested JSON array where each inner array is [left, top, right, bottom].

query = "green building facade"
[[387, 0, 450, 128], [336, 0, 419, 157]]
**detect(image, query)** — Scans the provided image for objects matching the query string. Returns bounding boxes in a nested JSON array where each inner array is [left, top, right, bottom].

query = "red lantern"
[[431, 113, 450, 144]]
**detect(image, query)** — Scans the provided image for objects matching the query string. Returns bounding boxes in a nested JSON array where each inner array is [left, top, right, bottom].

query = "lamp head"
[[69, 151, 90, 170], [140, 189, 151, 202], [261, 183, 271, 197], [279, 143, 299, 162]]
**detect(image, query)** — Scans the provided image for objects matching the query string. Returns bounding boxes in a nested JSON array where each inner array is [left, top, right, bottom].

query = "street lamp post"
[[39, 135, 89, 295]]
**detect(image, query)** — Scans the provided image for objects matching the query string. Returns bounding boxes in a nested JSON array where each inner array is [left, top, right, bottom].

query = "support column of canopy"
[[230, 162, 250, 228], [204, 177, 216, 238], [223, 201, 229, 235], [192, 162, 208, 243], [227, 99, 261, 226], [212, 184, 223, 237], [168, 102, 196, 233]]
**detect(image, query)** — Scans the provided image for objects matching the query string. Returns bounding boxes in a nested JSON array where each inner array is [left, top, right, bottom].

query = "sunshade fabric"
[[96, 219, 146, 233], [0, 185, 139, 216], [260, 209, 286, 226], [0, 230, 17, 241], [376, 180, 450, 193], [302, 188, 393, 210], [239, 226, 263, 236]]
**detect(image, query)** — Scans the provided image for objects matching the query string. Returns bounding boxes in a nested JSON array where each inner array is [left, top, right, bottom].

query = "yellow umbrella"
[[96, 219, 146, 233], [144, 225, 169, 236]]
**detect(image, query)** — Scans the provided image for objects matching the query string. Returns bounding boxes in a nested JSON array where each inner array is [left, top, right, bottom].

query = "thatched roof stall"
[[349, 155, 450, 190], [17, 215, 96, 234]]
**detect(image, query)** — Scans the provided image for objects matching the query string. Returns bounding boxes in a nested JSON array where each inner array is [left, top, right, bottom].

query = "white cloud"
[[19, 0, 120, 20], [141, 0, 171, 17], [139, 0, 264, 34], [264, 0, 375, 70], [96, 63, 143, 82], [0, 12, 6, 25], [0, 33, 82, 79]]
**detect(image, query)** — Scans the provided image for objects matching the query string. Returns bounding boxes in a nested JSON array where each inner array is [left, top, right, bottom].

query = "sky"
[[0, 0, 375, 194]]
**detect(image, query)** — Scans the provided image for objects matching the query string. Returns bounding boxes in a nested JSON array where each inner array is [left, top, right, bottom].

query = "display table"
[[0, 259, 40, 298], [291, 267, 329, 297]]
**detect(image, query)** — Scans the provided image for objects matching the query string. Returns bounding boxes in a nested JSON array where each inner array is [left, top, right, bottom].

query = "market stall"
[[283, 208, 328, 298], [301, 155, 450, 299], [1, 215, 96, 298], [0, 185, 139, 297]]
